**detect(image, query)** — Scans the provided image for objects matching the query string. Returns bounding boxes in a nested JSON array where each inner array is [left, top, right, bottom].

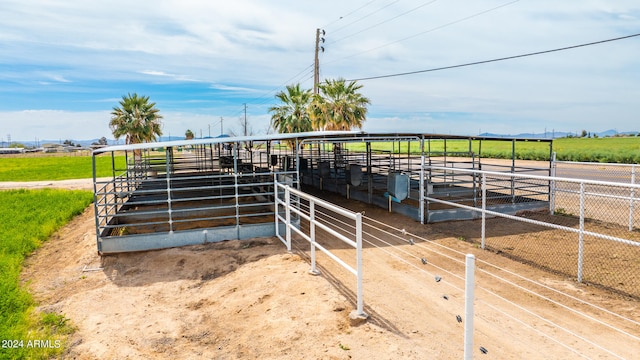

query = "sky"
[[1, 0, 639, 143]]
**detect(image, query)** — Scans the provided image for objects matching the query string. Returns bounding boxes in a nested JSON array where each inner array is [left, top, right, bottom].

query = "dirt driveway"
[[8, 179, 640, 359]]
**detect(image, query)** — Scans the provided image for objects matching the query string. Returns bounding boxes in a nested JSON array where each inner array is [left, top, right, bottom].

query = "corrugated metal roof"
[[93, 130, 552, 154], [92, 130, 363, 154]]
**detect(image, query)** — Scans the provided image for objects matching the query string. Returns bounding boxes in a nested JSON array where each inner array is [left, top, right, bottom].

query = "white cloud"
[[0, 0, 639, 139]]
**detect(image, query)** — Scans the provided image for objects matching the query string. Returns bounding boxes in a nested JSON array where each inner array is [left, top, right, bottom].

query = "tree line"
[[108, 78, 370, 146]]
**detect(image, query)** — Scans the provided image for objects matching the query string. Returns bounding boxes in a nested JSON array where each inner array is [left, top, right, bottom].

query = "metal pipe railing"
[[274, 179, 367, 318]]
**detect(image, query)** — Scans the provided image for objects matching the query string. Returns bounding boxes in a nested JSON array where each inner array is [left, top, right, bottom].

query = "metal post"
[[419, 152, 425, 224], [92, 153, 101, 252], [310, 200, 319, 274], [166, 147, 173, 233], [511, 139, 516, 204], [234, 173, 240, 237], [285, 185, 292, 252], [550, 152, 557, 214], [481, 174, 486, 250], [629, 165, 636, 231], [355, 212, 366, 317], [577, 182, 585, 283], [274, 178, 280, 240], [367, 141, 372, 204], [464, 254, 476, 360]]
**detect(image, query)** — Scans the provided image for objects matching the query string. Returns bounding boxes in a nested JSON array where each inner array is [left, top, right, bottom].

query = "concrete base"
[[349, 310, 369, 326], [98, 221, 291, 254]]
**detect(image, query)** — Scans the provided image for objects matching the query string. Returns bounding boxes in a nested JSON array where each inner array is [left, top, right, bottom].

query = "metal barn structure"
[[92, 131, 553, 254]]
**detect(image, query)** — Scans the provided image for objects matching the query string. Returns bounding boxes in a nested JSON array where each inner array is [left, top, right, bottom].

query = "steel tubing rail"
[[425, 195, 640, 247], [426, 165, 640, 191], [274, 180, 367, 318]]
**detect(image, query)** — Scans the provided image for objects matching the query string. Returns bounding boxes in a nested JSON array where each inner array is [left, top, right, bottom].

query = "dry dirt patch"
[[14, 179, 640, 359]]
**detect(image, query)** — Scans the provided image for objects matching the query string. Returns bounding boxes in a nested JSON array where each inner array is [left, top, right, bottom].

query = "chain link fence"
[[425, 165, 640, 299]]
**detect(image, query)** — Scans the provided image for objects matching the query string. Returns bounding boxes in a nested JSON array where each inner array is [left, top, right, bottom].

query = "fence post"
[[274, 178, 280, 241], [550, 152, 556, 214], [420, 154, 425, 224], [165, 148, 174, 233], [354, 211, 367, 318], [310, 200, 319, 275], [464, 254, 476, 360], [481, 174, 486, 250], [577, 182, 585, 283], [629, 165, 636, 231], [285, 185, 292, 252]]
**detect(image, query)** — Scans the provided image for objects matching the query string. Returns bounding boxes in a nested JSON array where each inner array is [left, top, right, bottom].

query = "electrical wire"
[[348, 32, 640, 81], [325, 0, 520, 66], [328, 0, 401, 36], [328, 0, 440, 45], [321, 0, 380, 30]]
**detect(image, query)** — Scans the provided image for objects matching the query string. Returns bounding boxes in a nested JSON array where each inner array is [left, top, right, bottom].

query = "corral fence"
[[425, 165, 640, 299], [552, 159, 640, 230], [274, 178, 368, 319], [274, 178, 482, 356]]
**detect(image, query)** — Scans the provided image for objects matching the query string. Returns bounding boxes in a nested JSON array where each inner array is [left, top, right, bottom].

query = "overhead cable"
[[348, 32, 640, 81]]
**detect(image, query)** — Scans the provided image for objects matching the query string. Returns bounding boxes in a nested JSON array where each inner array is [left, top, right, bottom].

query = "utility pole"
[[313, 28, 325, 95], [220, 117, 224, 136], [241, 103, 251, 136]]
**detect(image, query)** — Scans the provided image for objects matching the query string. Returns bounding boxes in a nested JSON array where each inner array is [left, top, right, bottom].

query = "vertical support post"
[[367, 141, 372, 204], [550, 152, 557, 214], [234, 173, 240, 237], [511, 139, 516, 204], [295, 138, 301, 190], [463, 254, 476, 360], [124, 150, 131, 193], [92, 153, 101, 252], [310, 200, 319, 274], [629, 165, 635, 231], [166, 147, 174, 233], [285, 185, 292, 252], [274, 177, 280, 240], [481, 174, 486, 250], [355, 211, 366, 317], [419, 141, 425, 224], [577, 182, 585, 283], [233, 142, 238, 174], [110, 151, 116, 183]]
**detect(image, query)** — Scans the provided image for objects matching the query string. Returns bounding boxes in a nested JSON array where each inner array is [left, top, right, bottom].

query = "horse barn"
[[92, 131, 553, 254]]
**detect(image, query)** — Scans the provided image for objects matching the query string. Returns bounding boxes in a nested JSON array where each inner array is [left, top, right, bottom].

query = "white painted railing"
[[425, 166, 640, 284], [274, 178, 367, 318]]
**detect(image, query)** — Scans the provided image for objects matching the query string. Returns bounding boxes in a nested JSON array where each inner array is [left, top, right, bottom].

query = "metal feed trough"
[[92, 131, 553, 253]]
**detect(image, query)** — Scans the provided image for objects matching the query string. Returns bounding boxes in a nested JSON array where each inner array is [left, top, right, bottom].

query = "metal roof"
[[93, 130, 552, 154], [92, 130, 363, 154]]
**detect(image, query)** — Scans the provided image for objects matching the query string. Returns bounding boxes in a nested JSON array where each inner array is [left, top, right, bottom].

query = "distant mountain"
[[9, 129, 638, 148], [478, 129, 638, 139]]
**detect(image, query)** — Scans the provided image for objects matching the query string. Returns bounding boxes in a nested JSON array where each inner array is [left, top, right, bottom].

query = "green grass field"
[[345, 136, 640, 163], [0, 155, 126, 181], [0, 189, 93, 359]]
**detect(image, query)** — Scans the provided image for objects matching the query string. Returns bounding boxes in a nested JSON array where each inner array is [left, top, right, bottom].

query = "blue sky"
[[1, 0, 639, 142]]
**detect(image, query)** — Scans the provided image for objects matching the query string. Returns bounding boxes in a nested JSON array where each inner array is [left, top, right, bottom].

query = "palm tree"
[[109, 93, 163, 173], [269, 84, 314, 135], [311, 78, 370, 131], [109, 93, 163, 145]]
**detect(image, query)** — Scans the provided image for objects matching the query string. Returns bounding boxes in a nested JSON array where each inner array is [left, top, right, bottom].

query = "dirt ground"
[[10, 178, 640, 359]]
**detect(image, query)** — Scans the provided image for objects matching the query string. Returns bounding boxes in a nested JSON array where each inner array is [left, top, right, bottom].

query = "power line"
[[348, 32, 640, 81], [328, 0, 440, 45], [328, 0, 401, 35], [324, 0, 520, 66], [321, 0, 379, 29]]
